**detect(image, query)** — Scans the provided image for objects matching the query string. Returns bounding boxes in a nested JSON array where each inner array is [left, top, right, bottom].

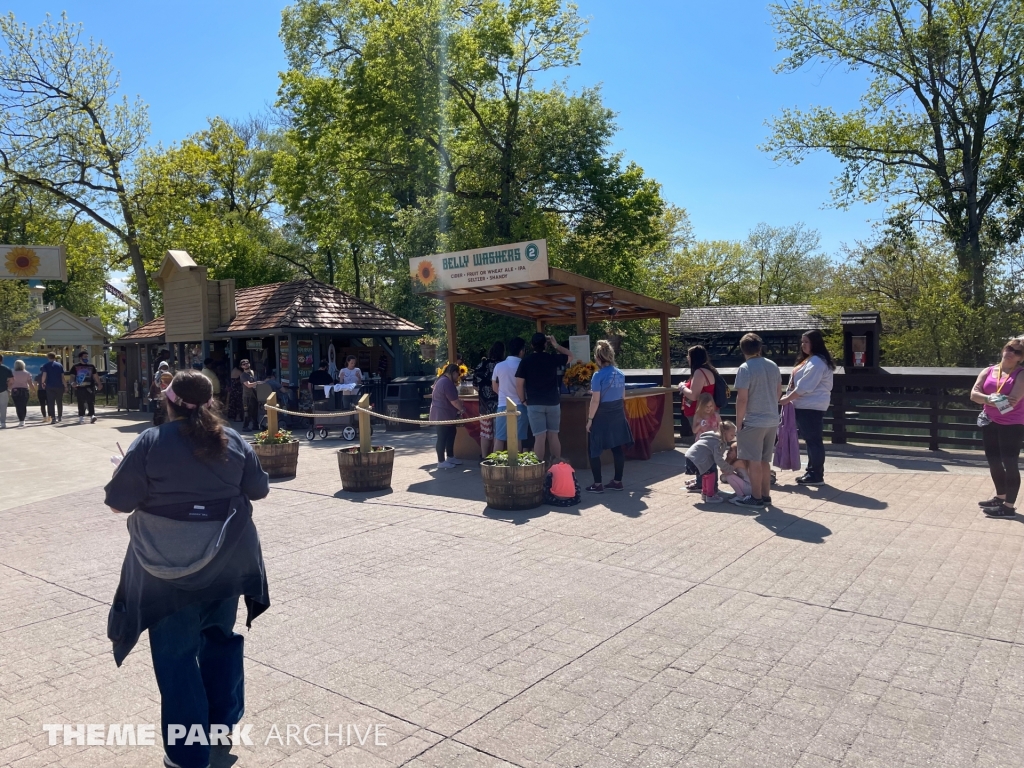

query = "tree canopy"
[[765, 0, 1024, 318]]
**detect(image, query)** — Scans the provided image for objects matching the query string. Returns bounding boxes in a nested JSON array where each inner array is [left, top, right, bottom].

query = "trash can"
[[383, 383, 421, 431]]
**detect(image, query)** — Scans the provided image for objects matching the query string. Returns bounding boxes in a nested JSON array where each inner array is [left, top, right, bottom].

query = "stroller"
[[305, 387, 371, 442]]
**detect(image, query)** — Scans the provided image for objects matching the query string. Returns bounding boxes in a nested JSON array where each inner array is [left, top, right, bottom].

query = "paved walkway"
[[1, 408, 1022, 768]]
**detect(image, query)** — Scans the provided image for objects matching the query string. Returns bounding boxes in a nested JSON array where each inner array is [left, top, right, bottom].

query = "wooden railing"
[[624, 366, 984, 451]]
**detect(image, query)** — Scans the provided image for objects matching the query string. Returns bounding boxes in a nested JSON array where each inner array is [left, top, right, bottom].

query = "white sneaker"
[[448, 458, 464, 465], [18, 421, 24, 428], [79, 416, 85, 424], [437, 461, 455, 470]]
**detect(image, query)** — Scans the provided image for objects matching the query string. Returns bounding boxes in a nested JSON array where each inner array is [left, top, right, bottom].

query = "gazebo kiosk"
[[411, 240, 680, 469]]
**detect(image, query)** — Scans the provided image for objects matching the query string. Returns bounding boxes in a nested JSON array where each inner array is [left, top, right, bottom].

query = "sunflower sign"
[[409, 240, 548, 293], [0, 244, 67, 281]]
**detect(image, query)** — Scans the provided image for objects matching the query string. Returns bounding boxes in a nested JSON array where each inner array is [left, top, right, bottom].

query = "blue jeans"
[[794, 408, 825, 479], [149, 597, 244, 768]]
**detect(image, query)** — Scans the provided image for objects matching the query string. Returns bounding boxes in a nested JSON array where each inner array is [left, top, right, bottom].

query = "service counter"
[[454, 387, 675, 470]]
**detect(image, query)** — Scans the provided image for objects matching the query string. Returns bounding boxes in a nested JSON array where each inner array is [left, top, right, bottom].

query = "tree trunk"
[[128, 240, 154, 322]]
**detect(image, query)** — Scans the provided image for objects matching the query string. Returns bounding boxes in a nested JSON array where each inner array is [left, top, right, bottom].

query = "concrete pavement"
[[1, 408, 1022, 767]]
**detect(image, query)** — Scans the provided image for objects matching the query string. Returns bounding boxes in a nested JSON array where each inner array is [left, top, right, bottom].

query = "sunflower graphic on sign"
[[411, 259, 439, 291], [5, 246, 40, 277]]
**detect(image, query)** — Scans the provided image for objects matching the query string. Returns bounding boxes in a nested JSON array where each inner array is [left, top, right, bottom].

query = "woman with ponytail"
[[104, 369, 270, 768]]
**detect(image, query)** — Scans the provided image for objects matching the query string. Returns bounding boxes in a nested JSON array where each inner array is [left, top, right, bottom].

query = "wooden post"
[[266, 392, 278, 436], [660, 314, 671, 388], [358, 393, 372, 454], [505, 396, 519, 467], [575, 290, 586, 335], [536, 319, 544, 333], [445, 299, 457, 364]]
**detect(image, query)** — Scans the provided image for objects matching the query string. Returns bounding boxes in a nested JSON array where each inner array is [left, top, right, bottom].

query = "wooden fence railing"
[[624, 367, 984, 451]]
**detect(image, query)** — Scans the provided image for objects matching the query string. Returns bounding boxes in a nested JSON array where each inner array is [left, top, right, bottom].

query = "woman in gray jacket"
[[779, 330, 835, 484]]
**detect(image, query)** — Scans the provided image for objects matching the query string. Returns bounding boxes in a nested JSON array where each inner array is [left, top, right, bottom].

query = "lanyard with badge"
[[989, 366, 1016, 414]]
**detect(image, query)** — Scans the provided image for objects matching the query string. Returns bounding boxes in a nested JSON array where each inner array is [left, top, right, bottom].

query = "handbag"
[[977, 409, 991, 428]]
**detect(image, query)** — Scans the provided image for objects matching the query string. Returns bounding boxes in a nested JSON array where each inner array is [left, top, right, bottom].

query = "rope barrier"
[[264, 404, 505, 427]]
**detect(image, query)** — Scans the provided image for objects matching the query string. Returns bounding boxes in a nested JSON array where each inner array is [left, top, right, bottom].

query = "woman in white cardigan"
[[779, 330, 835, 484]]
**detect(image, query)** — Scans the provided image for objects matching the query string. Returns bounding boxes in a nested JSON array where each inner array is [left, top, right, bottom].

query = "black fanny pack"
[[141, 497, 235, 521]]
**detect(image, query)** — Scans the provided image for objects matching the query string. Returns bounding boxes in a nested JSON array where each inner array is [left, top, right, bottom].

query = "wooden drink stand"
[[412, 240, 680, 470]]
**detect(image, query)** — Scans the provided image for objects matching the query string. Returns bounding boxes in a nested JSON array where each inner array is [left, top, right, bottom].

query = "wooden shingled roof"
[[426, 267, 679, 323], [120, 279, 422, 341], [670, 304, 826, 335]]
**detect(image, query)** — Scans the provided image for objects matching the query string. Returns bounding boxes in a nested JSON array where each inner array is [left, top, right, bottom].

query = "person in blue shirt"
[[585, 340, 633, 493], [39, 352, 66, 424]]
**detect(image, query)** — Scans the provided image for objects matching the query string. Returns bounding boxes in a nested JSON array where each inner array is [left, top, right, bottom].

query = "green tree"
[[653, 239, 747, 307], [0, 13, 156, 319], [0, 187, 115, 323], [0, 279, 38, 350], [733, 222, 828, 305], [764, 0, 1024, 314], [278, 0, 669, 297], [134, 117, 297, 292]]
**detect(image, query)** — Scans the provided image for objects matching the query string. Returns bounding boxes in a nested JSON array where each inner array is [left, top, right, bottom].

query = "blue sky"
[[10, 0, 887, 255]]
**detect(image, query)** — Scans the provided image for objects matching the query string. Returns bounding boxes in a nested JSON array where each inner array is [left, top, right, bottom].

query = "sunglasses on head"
[[1006, 345, 1024, 355]]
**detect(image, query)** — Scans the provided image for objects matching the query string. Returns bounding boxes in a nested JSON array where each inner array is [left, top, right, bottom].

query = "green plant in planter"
[[484, 450, 540, 467], [252, 429, 294, 445], [340, 445, 391, 453]]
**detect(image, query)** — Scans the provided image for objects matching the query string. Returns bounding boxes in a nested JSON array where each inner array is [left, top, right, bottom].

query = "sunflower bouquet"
[[563, 361, 598, 394], [436, 362, 470, 381]]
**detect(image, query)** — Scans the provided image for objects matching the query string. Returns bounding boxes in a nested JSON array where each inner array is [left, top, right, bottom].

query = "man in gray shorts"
[[732, 333, 782, 508], [516, 333, 574, 462]]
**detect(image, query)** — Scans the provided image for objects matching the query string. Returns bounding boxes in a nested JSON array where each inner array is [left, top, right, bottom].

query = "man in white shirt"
[[491, 337, 528, 450]]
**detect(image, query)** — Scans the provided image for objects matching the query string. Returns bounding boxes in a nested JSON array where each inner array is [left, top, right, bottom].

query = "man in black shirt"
[[516, 333, 574, 462], [307, 361, 334, 401], [68, 350, 102, 424]]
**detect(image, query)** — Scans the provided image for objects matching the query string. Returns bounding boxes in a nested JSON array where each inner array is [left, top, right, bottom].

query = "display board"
[[0, 245, 67, 281], [409, 240, 547, 293]]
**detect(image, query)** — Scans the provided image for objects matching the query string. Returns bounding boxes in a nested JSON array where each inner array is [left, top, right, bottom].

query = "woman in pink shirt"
[[971, 338, 1024, 517], [9, 359, 35, 427]]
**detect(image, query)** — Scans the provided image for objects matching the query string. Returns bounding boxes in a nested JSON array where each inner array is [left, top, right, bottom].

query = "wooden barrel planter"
[[251, 440, 300, 478], [337, 446, 395, 492], [480, 461, 546, 510]]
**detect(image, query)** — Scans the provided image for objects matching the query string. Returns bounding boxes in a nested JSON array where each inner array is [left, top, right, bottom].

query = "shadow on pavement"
[[332, 488, 395, 501], [483, 507, 551, 524], [783, 484, 888, 510], [756, 508, 832, 543]]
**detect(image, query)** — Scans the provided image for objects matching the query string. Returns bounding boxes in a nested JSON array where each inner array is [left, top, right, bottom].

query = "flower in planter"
[[252, 429, 294, 445], [483, 450, 541, 467]]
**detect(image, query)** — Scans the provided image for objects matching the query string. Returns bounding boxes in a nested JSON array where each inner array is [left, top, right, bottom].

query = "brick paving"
[[1, 410, 1023, 767]]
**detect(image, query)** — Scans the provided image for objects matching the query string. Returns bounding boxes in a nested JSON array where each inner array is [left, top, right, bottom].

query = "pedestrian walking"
[[585, 340, 633, 493], [0, 353, 11, 429], [239, 359, 259, 431], [972, 337, 1024, 518], [39, 352, 66, 424], [35, 371, 46, 420], [472, 341, 503, 458], [492, 337, 529, 450], [68, 350, 102, 424], [431, 363, 466, 469], [731, 333, 782, 509], [779, 330, 835, 484], [9, 359, 33, 427], [516, 333, 574, 462], [104, 369, 270, 768]]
